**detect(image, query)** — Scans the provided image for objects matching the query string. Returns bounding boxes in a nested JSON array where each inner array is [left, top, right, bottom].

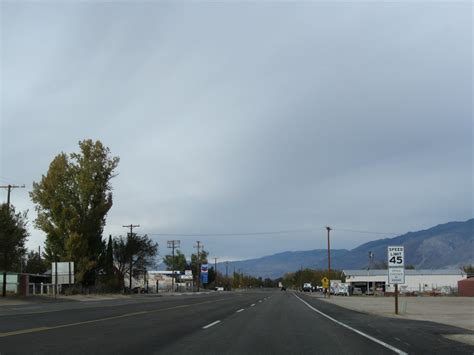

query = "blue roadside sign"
[[201, 264, 209, 284]]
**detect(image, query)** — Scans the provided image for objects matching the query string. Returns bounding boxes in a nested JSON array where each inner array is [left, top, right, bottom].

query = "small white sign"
[[388, 267, 405, 284], [387, 246, 404, 267]]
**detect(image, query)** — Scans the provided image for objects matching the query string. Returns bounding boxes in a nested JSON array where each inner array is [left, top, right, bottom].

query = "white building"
[[144, 270, 194, 292], [343, 269, 467, 294]]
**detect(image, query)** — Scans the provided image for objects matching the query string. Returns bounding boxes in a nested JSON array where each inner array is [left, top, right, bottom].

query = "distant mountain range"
[[219, 219, 473, 279]]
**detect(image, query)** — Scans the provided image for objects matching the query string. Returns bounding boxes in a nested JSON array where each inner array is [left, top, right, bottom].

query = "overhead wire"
[[331, 228, 399, 236], [144, 227, 400, 238], [145, 229, 313, 237]]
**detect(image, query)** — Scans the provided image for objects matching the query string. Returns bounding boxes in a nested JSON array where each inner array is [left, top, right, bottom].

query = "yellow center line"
[[0, 298, 231, 338]]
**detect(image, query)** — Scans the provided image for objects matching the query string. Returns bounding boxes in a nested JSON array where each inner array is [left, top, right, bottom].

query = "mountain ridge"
[[220, 219, 473, 279]]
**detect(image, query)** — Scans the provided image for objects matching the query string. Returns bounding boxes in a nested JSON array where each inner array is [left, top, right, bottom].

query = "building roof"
[[343, 269, 466, 277], [458, 277, 474, 283]]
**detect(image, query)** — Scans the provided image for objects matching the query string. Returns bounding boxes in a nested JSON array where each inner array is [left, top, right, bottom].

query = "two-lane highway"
[[0, 290, 472, 354]]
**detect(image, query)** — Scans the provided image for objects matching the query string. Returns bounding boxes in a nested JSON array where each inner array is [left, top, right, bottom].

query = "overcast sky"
[[1, 1, 472, 262]]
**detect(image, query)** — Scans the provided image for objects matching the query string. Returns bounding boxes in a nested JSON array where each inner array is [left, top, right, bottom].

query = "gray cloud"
[[1, 1, 472, 262]]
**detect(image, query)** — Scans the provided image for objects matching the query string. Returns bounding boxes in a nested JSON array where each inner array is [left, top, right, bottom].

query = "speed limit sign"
[[388, 246, 404, 267], [388, 246, 405, 314]]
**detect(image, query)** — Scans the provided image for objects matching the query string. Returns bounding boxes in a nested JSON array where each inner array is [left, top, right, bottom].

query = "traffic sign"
[[388, 267, 405, 284], [387, 246, 405, 315], [387, 246, 404, 267], [321, 277, 329, 289], [200, 264, 209, 284]]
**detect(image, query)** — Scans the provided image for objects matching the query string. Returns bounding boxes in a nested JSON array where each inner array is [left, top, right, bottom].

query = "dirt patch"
[[316, 295, 474, 331]]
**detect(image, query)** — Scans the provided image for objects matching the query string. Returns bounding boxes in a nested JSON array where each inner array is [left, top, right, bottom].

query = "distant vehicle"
[[281, 286, 286, 291], [214, 287, 224, 291], [335, 283, 350, 296], [302, 283, 312, 292], [352, 287, 362, 295]]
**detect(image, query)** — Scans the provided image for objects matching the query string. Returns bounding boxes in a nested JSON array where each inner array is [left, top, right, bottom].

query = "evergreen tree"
[[0, 204, 28, 296]]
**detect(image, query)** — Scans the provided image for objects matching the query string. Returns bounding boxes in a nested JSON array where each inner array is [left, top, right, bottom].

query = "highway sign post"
[[321, 277, 329, 296], [387, 246, 404, 314], [200, 264, 209, 285], [388, 268, 405, 284]]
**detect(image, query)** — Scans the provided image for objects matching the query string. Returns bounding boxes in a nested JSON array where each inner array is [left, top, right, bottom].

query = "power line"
[[0, 184, 26, 211], [0, 176, 17, 184], [145, 229, 313, 237], [332, 228, 398, 235], [145, 227, 399, 238], [123, 224, 140, 237]]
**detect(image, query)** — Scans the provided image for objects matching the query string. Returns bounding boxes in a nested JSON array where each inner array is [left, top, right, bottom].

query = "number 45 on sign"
[[388, 246, 404, 267]]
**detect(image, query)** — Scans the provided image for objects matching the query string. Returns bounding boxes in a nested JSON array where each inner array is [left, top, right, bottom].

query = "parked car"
[[302, 283, 313, 292]]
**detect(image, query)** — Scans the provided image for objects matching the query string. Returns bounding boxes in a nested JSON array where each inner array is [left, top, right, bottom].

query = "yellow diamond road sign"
[[321, 277, 329, 288]]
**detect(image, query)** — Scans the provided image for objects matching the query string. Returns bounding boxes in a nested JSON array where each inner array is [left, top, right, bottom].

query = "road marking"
[[0, 298, 231, 338], [202, 320, 221, 329], [250, 303, 255, 307], [236, 309, 245, 313], [258, 300, 262, 303], [293, 293, 407, 355]]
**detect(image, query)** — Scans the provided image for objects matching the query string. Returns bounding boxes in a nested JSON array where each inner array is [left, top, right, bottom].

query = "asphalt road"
[[0, 290, 472, 354]]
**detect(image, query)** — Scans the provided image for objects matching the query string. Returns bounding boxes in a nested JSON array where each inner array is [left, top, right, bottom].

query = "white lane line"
[[202, 320, 221, 329], [251, 303, 256, 307], [258, 300, 262, 303], [293, 294, 407, 355], [236, 309, 245, 313]]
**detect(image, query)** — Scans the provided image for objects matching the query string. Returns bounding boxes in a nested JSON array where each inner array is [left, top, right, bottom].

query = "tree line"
[[0, 140, 159, 293], [3, 139, 471, 294]]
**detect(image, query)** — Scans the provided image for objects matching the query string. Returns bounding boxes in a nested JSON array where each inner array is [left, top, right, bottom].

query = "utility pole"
[[194, 241, 202, 292], [214, 257, 218, 286], [300, 265, 303, 291], [1, 184, 26, 297], [167, 240, 180, 292], [367, 251, 373, 295], [1, 184, 26, 211], [123, 224, 139, 293], [326, 226, 331, 298], [225, 261, 229, 290]]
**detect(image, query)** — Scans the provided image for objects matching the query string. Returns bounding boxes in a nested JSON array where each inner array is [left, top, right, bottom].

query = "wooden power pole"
[[123, 224, 139, 293]]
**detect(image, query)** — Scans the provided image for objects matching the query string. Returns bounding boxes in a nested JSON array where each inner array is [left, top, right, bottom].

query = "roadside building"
[[143, 270, 194, 293], [343, 269, 467, 295], [0, 272, 51, 296], [458, 277, 474, 297]]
